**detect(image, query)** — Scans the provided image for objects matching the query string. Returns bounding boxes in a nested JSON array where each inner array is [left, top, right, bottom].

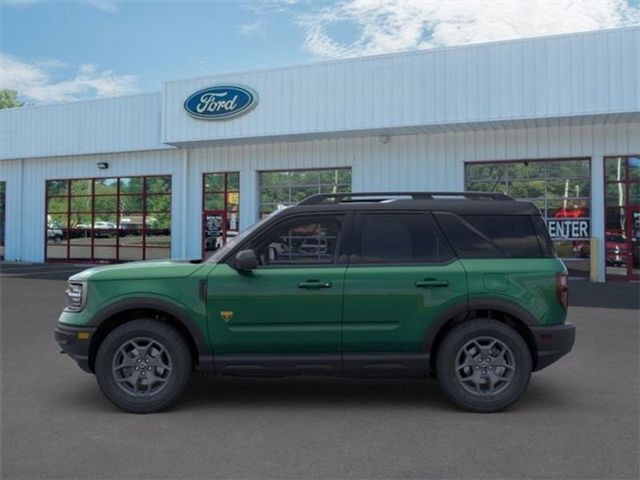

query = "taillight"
[[556, 273, 568, 310]]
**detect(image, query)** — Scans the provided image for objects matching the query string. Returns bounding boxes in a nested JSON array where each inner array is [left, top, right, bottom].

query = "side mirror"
[[234, 249, 258, 271]]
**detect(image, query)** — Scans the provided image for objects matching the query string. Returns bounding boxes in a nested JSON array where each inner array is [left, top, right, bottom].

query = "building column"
[[239, 168, 258, 231]]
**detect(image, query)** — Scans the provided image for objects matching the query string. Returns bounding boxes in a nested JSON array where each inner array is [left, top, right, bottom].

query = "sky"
[[1, 0, 639, 105]]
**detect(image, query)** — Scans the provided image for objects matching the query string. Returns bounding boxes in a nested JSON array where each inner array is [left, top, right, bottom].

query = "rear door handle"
[[298, 280, 332, 289], [415, 279, 449, 288]]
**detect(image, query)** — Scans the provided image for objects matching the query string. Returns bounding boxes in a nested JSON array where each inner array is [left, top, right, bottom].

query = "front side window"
[[359, 213, 453, 264], [259, 168, 351, 217], [255, 217, 342, 266]]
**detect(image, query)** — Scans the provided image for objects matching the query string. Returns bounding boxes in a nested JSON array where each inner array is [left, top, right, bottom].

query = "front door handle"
[[298, 280, 332, 289], [415, 279, 449, 288]]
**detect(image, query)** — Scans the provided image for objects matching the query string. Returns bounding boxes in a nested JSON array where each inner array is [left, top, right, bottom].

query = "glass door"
[[604, 156, 640, 280], [202, 172, 239, 259]]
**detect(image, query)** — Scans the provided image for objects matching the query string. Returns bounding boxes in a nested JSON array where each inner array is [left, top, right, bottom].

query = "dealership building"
[[0, 27, 638, 281]]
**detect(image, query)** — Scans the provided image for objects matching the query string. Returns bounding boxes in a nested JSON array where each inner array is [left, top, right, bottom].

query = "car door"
[[207, 213, 350, 364], [342, 211, 467, 368]]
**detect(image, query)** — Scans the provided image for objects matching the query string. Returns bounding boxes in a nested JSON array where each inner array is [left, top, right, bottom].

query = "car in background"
[[47, 222, 64, 243]]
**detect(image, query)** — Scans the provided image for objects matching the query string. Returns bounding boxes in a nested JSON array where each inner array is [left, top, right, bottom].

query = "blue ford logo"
[[184, 85, 258, 120]]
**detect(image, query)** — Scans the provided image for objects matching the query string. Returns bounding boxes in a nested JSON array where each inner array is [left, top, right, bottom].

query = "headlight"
[[64, 282, 86, 312]]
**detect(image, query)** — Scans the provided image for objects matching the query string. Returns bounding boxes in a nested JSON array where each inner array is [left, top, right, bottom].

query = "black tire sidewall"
[[436, 319, 532, 413], [95, 319, 191, 414]]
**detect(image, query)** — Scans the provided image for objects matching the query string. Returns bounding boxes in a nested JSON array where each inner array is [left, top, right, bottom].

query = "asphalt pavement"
[[1, 264, 638, 479]]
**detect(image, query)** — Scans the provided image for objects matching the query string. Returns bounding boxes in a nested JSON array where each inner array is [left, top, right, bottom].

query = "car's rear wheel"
[[436, 319, 532, 413], [95, 319, 191, 413]]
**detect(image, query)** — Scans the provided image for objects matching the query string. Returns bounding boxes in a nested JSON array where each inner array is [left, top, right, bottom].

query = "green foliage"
[[0, 90, 23, 109]]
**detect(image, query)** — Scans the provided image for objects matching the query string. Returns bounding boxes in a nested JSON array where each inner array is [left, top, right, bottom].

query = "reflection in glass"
[[94, 196, 117, 212], [630, 157, 640, 180], [47, 180, 68, 197], [202, 172, 240, 258], [94, 178, 118, 195], [47, 197, 68, 213], [119, 248, 144, 261], [120, 177, 144, 194], [145, 248, 171, 260], [259, 168, 352, 215], [46, 176, 172, 262], [70, 197, 92, 213], [70, 179, 92, 196], [606, 157, 626, 181], [606, 183, 625, 206]]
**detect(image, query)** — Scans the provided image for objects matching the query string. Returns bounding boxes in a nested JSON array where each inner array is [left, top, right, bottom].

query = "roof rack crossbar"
[[298, 191, 513, 205]]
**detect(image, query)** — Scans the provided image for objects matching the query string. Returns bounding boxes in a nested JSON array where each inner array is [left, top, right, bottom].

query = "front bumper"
[[54, 323, 96, 373], [530, 323, 576, 371]]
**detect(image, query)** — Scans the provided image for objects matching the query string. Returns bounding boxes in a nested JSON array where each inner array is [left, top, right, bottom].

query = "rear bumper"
[[530, 323, 576, 371], [54, 323, 96, 373]]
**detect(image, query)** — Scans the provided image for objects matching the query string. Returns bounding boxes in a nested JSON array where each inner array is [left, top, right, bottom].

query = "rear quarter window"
[[434, 212, 547, 258]]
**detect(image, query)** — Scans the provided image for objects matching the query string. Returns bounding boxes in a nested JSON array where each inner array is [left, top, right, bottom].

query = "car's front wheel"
[[95, 320, 192, 413], [436, 319, 532, 413]]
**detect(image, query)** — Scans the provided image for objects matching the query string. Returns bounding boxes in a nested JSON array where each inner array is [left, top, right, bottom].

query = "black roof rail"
[[298, 191, 513, 205]]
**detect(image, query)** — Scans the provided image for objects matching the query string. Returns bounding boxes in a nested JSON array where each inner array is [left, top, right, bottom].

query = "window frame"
[[44, 175, 172, 263], [0, 181, 5, 261], [226, 212, 353, 268], [258, 167, 352, 217], [201, 171, 240, 258], [349, 211, 457, 266]]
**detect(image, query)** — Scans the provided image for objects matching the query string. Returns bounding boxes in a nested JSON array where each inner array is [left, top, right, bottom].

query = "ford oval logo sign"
[[184, 85, 258, 120]]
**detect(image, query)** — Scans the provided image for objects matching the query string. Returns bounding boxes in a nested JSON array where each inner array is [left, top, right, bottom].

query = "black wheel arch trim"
[[422, 298, 539, 354], [466, 298, 539, 326], [88, 297, 214, 372]]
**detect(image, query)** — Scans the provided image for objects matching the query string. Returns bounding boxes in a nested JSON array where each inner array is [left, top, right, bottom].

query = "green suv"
[[55, 192, 575, 413]]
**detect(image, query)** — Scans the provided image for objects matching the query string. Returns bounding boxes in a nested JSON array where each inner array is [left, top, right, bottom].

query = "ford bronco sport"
[[55, 192, 575, 413]]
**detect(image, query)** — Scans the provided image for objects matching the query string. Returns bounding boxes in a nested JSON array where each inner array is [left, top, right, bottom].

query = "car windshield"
[[206, 208, 288, 263]]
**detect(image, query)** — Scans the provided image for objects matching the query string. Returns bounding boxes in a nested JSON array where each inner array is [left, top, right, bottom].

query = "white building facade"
[[1, 27, 639, 281]]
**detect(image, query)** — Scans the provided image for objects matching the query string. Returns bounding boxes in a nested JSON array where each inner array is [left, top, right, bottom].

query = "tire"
[[436, 319, 532, 413], [95, 319, 192, 414]]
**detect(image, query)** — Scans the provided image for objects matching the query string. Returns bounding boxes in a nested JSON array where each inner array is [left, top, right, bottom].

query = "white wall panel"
[[163, 28, 639, 145], [0, 160, 23, 261], [0, 93, 167, 161]]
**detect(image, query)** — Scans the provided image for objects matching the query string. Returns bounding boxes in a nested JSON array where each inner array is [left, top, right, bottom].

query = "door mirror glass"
[[234, 249, 258, 271]]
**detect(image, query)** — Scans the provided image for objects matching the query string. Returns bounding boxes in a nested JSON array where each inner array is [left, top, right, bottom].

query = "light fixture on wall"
[[97, 162, 109, 170], [380, 134, 390, 144]]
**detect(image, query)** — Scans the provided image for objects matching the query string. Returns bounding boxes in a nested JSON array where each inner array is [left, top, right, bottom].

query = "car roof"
[[285, 192, 540, 216]]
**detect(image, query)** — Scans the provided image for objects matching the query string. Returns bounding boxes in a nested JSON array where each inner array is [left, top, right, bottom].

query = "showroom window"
[[259, 168, 352, 217], [465, 158, 591, 277], [202, 172, 239, 257], [0, 181, 5, 260], [45, 176, 171, 262], [604, 156, 639, 280]]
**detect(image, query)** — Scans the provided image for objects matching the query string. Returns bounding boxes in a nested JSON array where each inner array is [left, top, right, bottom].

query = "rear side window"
[[359, 213, 454, 264], [530, 215, 556, 257], [434, 212, 545, 258]]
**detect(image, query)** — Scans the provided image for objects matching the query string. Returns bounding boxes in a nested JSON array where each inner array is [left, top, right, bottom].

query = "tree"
[[0, 90, 24, 109]]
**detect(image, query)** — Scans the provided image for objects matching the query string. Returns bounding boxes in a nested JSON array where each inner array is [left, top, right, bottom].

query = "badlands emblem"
[[219, 311, 234, 322]]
